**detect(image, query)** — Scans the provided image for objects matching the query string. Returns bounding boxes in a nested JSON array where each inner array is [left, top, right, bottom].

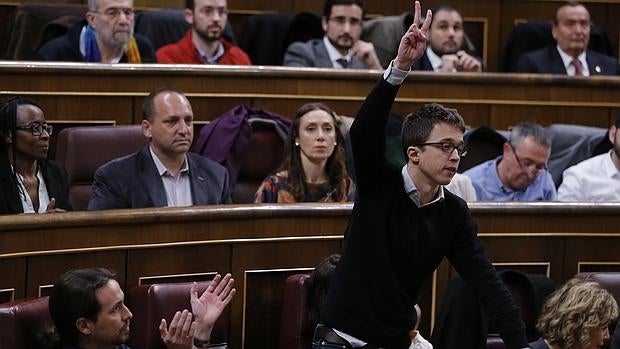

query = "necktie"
[[336, 58, 349, 69], [571, 58, 583, 76]]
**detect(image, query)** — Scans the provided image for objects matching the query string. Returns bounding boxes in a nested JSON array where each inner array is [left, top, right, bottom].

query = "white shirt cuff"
[[383, 60, 410, 86]]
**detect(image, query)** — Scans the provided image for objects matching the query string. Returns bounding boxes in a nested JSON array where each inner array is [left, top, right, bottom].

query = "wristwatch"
[[193, 337, 210, 348]]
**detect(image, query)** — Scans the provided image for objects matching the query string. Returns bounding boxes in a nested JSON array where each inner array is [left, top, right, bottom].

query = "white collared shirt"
[[15, 166, 50, 214], [149, 147, 193, 207], [556, 46, 589, 76], [558, 150, 620, 202], [425, 47, 444, 72], [323, 36, 352, 68], [401, 165, 445, 207]]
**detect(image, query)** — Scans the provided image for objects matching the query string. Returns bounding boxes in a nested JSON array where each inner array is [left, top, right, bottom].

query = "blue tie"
[[336, 58, 349, 68]]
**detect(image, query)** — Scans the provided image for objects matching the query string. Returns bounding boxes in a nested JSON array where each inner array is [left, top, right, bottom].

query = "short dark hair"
[[429, 4, 462, 25], [554, 1, 586, 25], [401, 103, 465, 156], [186, 0, 194, 10], [615, 113, 620, 128], [49, 268, 116, 346], [142, 87, 186, 121], [323, 0, 365, 19]]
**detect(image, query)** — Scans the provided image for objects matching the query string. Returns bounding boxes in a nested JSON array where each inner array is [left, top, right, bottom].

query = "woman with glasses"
[[0, 97, 70, 214], [253, 102, 355, 203]]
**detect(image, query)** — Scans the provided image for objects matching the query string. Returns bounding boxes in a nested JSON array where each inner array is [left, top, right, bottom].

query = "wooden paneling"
[[2, 63, 619, 130], [2, 0, 619, 71], [1, 203, 620, 347]]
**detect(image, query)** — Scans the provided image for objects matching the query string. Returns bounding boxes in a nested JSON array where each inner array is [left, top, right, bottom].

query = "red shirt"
[[156, 30, 252, 65]]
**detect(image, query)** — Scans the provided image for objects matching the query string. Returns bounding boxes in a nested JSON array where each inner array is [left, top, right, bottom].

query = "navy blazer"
[[88, 147, 231, 210], [283, 38, 369, 68], [516, 46, 619, 75], [0, 156, 71, 214]]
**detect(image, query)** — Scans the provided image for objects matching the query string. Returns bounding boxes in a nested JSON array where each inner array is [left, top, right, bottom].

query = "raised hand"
[[159, 309, 195, 349], [394, 1, 433, 70], [190, 273, 236, 341]]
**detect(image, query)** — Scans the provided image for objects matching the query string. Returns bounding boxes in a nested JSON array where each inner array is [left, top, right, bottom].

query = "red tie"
[[572, 58, 583, 76]]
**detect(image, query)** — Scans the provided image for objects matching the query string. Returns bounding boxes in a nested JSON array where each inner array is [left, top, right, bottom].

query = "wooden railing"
[[1, 203, 619, 348], [1, 62, 619, 131]]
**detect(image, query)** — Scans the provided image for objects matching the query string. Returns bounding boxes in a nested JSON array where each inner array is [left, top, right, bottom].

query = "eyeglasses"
[[328, 16, 362, 27], [509, 143, 547, 173], [416, 142, 467, 157], [16, 123, 53, 136], [95, 7, 135, 19]]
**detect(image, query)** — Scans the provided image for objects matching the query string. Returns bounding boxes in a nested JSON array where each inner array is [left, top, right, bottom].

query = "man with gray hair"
[[38, 0, 156, 63], [464, 122, 557, 201]]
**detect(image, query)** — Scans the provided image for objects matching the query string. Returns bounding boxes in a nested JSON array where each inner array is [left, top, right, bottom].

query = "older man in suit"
[[516, 1, 619, 76], [88, 88, 230, 210], [283, 0, 382, 69]]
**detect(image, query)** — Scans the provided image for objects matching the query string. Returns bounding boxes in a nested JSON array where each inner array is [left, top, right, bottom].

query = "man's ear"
[[321, 16, 328, 32], [141, 119, 152, 139], [406, 146, 419, 164], [85, 12, 96, 28], [609, 125, 617, 144], [76, 317, 93, 336], [502, 142, 511, 157], [183, 8, 194, 25]]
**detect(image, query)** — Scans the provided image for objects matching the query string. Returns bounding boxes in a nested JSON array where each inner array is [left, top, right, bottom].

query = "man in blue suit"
[[283, 0, 382, 69], [516, 1, 619, 76], [88, 88, 230, 210]]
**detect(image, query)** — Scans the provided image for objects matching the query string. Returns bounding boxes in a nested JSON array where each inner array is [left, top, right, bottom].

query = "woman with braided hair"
[[0, 97, 70, 213]]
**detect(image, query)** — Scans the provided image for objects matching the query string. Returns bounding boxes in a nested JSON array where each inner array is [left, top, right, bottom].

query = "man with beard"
[[88, 88, 231, 210], [558, 114, 620, 201], [283, 0, 382, 69], [38, 0, 156, 63], [47, 268, 236, 349], [464, 122, 557, 201], [516, 1, 619, 76], [156, 0, 251, 65], [412, 5, 481, 72]]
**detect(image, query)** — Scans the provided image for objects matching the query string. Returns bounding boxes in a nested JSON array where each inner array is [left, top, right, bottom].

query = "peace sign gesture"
[[394, 1, 432, 70]]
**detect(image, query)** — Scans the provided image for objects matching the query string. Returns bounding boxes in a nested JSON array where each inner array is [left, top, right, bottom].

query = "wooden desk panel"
[[1, 203, 620, 347], [2, 62, 620, 129]]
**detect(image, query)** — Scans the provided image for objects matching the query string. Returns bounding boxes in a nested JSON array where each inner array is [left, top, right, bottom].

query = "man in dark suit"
[[283, 0, 382, 69], [413, 5, 482, 72], [88, 88, 231, 210], [516, 1, 619, 76]]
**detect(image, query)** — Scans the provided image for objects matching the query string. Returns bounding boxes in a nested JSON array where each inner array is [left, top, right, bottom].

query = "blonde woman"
[[530, 278, 618, 349]]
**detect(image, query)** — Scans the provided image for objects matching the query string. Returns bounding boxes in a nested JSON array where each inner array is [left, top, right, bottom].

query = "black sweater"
[[321, 78, 528, 349]]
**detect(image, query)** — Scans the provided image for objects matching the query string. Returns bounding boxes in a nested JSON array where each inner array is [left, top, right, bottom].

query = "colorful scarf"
[[83, 25, 142, 63]]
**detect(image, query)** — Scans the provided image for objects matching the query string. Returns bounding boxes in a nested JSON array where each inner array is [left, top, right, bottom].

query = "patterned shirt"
[[254, 173, 355, 203]]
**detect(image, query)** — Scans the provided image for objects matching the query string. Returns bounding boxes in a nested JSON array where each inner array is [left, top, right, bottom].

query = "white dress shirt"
[[558, 150, 620, 202], [150, 147, 193, 207]]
